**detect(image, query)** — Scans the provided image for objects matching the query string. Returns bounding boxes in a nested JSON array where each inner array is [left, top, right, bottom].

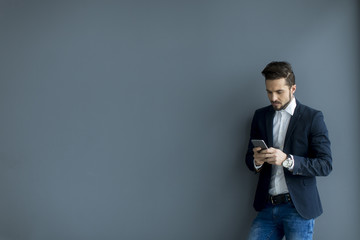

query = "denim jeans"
[[247, 202, 314, 240]]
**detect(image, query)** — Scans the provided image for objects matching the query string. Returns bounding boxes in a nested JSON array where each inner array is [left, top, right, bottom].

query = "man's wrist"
[[254, 160, 263, 170], [282, 154, 294, 170]]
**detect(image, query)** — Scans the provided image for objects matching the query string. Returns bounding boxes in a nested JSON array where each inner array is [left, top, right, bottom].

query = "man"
[[245, 61, 332, 239]]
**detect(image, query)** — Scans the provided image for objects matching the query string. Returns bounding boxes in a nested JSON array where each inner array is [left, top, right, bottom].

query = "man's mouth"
[[272, 102, 281, 105]]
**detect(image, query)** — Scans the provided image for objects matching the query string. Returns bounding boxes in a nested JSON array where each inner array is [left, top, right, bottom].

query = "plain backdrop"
[[0, 1, 359, 239]]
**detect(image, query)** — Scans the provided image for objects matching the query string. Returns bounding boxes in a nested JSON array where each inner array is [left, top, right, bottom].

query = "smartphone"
[[251, 139, 268, 150]]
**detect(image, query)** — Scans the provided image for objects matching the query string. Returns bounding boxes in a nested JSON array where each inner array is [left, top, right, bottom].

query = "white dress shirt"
[[268, 97, 296, 196]]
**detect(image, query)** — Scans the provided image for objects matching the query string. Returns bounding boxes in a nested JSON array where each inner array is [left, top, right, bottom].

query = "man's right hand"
[[253, 147, 267, 166]]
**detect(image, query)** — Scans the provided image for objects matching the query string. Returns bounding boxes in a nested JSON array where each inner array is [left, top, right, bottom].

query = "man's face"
[[265, 78, 296, 111]]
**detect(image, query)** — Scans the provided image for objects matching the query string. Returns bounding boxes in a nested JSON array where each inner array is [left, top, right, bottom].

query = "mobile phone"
[[251, 139, 268, 150]]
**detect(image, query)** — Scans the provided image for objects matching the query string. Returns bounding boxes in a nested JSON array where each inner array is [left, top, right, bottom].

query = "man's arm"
[[245, 110, 268, 172], [292, 111, 332, 177]]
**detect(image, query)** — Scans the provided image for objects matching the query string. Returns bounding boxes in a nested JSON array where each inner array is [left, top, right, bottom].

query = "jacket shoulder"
[[296, 101, 323, 117]]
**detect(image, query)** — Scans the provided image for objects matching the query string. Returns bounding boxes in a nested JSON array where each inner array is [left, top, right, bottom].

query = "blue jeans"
[[248, 202, 314, 240]]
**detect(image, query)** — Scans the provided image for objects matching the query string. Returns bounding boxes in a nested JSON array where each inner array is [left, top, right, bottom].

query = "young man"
[[245, 61, 332, 239]]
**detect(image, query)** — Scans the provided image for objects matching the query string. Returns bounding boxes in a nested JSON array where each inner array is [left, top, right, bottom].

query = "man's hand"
[[253, 147, 268, 166], [261, 147, 287, 166]]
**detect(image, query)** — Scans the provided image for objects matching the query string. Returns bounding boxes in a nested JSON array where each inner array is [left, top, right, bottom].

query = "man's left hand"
[[263, 147, 287, 166]]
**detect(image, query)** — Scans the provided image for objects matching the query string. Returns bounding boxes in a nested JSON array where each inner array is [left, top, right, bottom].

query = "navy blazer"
[[245, 100, 332, 219]]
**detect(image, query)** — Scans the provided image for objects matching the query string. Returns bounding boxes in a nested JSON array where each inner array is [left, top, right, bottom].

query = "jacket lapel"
[[284, 100, 303, 149]]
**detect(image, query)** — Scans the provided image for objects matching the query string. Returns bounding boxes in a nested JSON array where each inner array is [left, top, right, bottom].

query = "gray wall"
[[0, 1, 358, 239]]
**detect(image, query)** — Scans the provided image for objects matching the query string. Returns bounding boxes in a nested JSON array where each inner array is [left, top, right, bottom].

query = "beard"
[[272, 93, 293, 111]]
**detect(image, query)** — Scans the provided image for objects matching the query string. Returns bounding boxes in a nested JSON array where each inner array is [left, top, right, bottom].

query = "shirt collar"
[[284, 97, 297, 116]]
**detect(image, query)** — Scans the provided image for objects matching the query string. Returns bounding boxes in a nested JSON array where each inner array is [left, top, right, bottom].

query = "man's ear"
[[291, 84, 296, 94]]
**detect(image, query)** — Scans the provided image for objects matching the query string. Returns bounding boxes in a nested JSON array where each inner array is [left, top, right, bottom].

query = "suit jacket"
[[245, 100, 332, 219]]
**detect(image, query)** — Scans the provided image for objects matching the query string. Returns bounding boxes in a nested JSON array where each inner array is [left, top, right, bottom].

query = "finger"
[[263, 152, 274, 158], [267, 158, 276, 164], [259, 149, 269, 154], [253, 147, 262, 152], [266, 148, 277, 153]]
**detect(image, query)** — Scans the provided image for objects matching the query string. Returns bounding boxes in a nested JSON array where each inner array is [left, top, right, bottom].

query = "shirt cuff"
[[254, 160, 263, 170]]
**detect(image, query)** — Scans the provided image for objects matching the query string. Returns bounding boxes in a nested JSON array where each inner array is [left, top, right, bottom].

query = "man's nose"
[[270, 94, 277, 102]]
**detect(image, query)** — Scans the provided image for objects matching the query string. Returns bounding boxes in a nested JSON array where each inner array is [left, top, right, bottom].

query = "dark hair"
[[261, 61, 295, 87]]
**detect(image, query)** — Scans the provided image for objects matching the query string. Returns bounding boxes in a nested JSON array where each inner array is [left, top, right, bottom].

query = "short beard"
[[276, 92, 293, 111]]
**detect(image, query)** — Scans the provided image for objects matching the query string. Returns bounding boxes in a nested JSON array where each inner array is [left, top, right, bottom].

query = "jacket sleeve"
[[245, 112, 257, 172], [245, 110, 267, 173], [292, 111, 332, 177]]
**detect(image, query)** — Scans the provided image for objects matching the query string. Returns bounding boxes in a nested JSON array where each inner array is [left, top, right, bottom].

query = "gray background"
[[0, 0, 358, 239]]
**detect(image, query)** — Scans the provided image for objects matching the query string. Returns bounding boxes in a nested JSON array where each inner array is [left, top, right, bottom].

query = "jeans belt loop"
[[271, 196, 275, 205]]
